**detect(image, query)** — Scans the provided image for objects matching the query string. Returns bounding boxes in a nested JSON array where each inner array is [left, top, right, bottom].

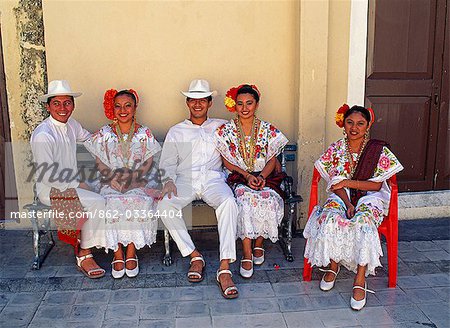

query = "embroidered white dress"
[[303, 138, 403, 275], [214, 119, 289, 242], [84, 124, 161, 252]]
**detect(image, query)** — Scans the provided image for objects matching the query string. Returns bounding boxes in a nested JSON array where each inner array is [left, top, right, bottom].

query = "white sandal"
[[319, 266, 340, 291], [216, 269, 238, 299], [187, 256, 205, 283], [351, 282, 375, 311], [253, 247, 265, 265], [76, 253, 105, 279]]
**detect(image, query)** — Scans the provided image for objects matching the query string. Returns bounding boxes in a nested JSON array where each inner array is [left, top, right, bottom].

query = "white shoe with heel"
[[111, 259, 125, 279], [319, 266, 340, 291], [253, 247, 265, 265], [350, 282, 375, 310], [240, 257, 254, 278], [125, 257, 139, 278]]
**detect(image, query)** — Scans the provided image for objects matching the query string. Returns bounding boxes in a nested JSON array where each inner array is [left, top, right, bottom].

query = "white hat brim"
[[180, 90, 217, 99], [39, 92, 82, 102]]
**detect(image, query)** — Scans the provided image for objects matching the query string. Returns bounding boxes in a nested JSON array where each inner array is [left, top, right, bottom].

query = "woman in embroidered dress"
[[84, 89, 161, 279], [214, 84, 288, 279], [303, 104, 403, 310]]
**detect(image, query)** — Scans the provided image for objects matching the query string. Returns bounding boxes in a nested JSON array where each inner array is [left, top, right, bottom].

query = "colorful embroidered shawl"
[[49, 187, 87, 253], [314, 138, 403, 199], [350, 139, 389, 205]]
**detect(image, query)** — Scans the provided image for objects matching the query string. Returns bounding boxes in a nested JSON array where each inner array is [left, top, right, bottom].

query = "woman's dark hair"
[[237, 85, 260, 103], [115, 90, 137, 105], [344, 105, 371, 124]]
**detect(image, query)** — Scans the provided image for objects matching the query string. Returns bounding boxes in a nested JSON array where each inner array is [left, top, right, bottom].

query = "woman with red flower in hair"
[[214, 84, 288, 279], [84, 89, 161, 279], [303, 105, 403, 310]]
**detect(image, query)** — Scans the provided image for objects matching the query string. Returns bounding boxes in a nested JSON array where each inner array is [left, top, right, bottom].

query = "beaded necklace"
[[235, 116, 260, 172], [345, 134, 368, 178], [113, 120, 136, 168]]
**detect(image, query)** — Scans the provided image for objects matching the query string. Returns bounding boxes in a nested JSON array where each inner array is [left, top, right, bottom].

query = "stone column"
[[0, 0, 47, 213], [296, 0, 329, 227]]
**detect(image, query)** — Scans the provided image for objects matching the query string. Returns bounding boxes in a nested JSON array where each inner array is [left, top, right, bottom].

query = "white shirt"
[[30, 116, 91, 203], [159, 118, 227, 183]]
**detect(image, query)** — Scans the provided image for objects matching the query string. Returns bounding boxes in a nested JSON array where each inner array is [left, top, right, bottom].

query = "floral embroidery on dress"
[[372, 147, 402, 180], [84, 124, 162, 252], [215, 120, 288, 172], [304, 138, 403, 275], [214, 119, 289, 242], [84, 125, 161, 171]]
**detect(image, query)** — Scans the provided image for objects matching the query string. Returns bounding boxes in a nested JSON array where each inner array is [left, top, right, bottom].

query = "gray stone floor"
[[0, 218, 449, 328]]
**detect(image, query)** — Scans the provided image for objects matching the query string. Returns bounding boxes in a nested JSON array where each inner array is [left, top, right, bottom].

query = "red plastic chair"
[[302, 167, 398, 288]]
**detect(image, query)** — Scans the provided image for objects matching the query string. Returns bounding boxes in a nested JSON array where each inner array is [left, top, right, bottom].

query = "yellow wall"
[[326, 0, 351, 147], [2, 0, 354, 227], [42, 0, 298, 141]]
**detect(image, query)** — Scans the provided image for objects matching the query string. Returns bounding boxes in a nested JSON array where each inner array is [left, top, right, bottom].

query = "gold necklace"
[[114, 120, 135, 168], [235, 117, 259, 172], [345, 135, 368, 178]]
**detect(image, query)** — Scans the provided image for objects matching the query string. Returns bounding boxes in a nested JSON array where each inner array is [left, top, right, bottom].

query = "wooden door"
[[365, 0, 449, 191]]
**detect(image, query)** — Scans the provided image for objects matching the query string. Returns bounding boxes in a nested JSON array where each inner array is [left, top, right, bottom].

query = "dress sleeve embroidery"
[[265, 122, 289, 161], [315, 139, 350, 191], [214, 121, 242, 168], [369, 146, 403, 183]]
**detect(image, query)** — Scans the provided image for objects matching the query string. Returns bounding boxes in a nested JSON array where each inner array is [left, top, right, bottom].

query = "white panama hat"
[[39, 80, 82, 102], [180, 79, 218, 99]]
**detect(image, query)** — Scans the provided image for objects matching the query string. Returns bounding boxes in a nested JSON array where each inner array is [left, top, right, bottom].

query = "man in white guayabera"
[[30, 80, 106, 278], [158, 79, 239, 299]]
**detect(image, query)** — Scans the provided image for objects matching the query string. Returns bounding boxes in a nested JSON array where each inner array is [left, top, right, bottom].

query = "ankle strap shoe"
[[319, 266, 340, 291], [350, 282, 375, 311]]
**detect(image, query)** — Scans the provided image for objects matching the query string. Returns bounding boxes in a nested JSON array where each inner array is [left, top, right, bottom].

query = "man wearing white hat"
[[30, 80, 106, 278], [158, 79, 239, 299]]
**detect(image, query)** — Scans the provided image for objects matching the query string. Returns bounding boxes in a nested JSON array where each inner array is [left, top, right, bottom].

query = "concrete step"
[[399, 190, 450, 220]]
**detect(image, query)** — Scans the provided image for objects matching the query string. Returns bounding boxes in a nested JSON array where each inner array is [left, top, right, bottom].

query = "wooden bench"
[[25, 144, 302, 269]]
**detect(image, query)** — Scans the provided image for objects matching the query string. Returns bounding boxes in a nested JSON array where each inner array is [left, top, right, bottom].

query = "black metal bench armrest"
[[23, 202, 52, 212]]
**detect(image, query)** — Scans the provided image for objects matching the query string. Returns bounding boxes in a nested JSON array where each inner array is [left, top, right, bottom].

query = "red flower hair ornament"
[[335, 103, 376, 128], [103, 88, 139, 120], [367, 107, 375, 127], [224, 84, 261, 112], [335, 104, 350, 128]]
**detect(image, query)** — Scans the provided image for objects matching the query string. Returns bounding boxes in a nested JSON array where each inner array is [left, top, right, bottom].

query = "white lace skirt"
[[235, 185, 284, 242], [102, 186, 158, 252], [303, 195, 385, 275]]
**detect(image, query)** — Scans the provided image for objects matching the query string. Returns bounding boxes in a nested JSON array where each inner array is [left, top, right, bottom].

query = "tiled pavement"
[[0, 218, 448, 328]]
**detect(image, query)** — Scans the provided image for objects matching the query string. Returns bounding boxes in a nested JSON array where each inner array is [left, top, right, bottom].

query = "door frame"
[[347, 0, 369, 106]]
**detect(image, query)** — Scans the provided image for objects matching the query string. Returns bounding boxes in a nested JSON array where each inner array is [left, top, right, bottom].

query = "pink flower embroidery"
[[261, 191, 269, 198], [379, 155, 390, 170], [329, 168, 338, 178], [236, 188, 244, 196], [337, 217, 349, 227], [322, 149, 332, 161], [145, 129, 152, 138]]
